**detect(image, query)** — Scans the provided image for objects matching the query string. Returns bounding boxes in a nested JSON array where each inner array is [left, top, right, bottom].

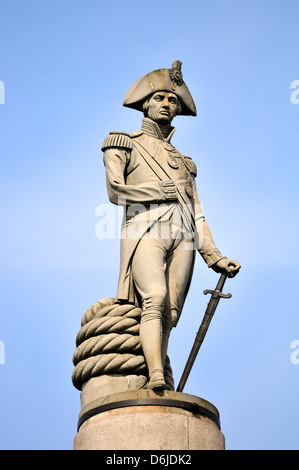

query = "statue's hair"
[[142, 93, 182, 117]]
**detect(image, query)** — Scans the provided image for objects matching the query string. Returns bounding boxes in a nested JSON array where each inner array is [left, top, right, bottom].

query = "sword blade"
[[176, 274, 230, 393]]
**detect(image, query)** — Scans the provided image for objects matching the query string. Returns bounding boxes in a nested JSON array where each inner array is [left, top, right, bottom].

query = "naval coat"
[[102, 118, 225, 306]]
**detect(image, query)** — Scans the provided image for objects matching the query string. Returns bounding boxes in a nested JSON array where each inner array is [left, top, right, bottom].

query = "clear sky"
[[0, 0, 298, 450]]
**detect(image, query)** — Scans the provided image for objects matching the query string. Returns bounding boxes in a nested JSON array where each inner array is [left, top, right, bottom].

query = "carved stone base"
[[74, 389, 225, 450], [80, 374, 147, 409]]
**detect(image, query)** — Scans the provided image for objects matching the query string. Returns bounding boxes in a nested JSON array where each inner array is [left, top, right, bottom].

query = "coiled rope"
[[72, 298, 174, 391]]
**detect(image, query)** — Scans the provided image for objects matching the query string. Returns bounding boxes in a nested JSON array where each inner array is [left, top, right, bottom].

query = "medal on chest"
[[163, 142, 181, 169], [168, 156, 179, 169], [162, 142, 195, 198], [185, 172, 194, 198]]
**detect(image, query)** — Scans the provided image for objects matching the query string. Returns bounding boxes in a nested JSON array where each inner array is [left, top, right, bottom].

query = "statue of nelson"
[[101, 61, 240, 390]]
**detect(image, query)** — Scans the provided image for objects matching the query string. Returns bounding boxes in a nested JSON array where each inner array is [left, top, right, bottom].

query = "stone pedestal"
[[74, 389, 225, 450]]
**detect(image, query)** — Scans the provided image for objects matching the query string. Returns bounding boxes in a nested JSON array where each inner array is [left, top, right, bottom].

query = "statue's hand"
[[212, 258, 241, 278]]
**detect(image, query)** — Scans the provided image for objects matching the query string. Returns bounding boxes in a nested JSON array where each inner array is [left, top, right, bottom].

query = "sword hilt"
[[203, 289, 232, 299], [203, 273, 232, 299]]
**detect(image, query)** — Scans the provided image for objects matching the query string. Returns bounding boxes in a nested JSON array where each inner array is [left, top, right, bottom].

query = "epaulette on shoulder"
[[183, 156, 197, 177], [101, 131, 133, 151]]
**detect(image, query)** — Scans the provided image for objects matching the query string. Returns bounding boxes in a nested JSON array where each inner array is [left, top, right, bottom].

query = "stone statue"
[[100, 61, 241, 391]]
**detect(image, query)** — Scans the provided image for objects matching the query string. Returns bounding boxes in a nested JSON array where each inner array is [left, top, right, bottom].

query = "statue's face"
[[146, 91, 179, 124]]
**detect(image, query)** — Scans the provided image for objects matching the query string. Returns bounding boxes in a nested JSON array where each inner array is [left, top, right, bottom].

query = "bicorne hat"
[[123, 61, 197, 116]]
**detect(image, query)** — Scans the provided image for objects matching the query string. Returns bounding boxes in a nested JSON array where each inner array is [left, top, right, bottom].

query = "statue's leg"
[[161, 237, 195, 368], [131, 236, 168, 389]]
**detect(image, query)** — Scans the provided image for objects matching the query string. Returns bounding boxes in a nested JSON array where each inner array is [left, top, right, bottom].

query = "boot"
[[139, 316, 166, 389]]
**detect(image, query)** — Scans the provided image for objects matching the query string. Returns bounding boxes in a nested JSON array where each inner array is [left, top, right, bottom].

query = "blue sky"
[[0, 0, 298, 450]]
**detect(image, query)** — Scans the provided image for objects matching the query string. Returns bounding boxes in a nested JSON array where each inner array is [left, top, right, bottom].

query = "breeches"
[[131, 221, 195, 331]]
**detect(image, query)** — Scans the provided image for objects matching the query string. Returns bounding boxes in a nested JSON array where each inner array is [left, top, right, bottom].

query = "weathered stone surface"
[[80, 374, 147, 409], [74, 390, 225, 450]]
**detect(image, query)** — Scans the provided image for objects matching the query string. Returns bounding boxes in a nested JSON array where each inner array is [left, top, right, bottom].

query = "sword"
[[176, 273, 232, 393]]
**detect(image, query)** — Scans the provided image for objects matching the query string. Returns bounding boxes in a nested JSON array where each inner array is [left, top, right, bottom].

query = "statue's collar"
[[141, 118, 176, 142]]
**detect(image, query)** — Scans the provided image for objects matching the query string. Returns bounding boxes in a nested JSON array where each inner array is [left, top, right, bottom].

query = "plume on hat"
[[123, 61, 197, 116]]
